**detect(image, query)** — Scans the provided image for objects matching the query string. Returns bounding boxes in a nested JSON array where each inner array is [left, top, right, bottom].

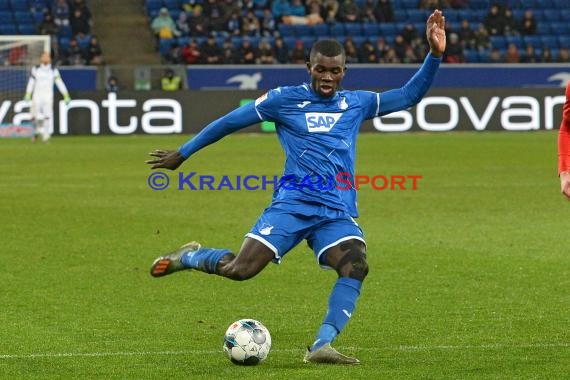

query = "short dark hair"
[[309, 39, 345, 63]]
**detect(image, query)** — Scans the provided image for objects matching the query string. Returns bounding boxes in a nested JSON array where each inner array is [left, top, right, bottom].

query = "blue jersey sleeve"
[[378, 52, 441, 116], [178, 101, 261, 159]]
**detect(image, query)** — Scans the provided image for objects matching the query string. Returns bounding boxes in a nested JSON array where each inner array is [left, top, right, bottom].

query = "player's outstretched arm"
[[146, 149, 185, 170], [426, 9, 446, 58]]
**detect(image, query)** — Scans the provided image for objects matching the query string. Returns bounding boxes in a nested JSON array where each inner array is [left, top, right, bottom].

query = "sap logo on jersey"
[[305, 112, 341, 132]]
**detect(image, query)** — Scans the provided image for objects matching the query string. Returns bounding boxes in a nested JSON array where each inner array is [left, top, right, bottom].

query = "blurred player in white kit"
[[24, 51, 71, 143]]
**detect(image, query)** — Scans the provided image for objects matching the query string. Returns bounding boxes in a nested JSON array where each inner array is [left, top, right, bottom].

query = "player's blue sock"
[[311, 277, 362, 351], [180, 248, 230, 274]]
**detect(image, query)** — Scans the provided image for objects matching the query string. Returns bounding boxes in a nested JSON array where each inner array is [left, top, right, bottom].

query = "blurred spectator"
[[105, 76, 119, 93], [558, 48, 570, 63], [504, 43, 520, 63], [540, 47, 553, 63], [488, 47, 503, 63], [343, 38, 359, 63], [401, 23, 418, 45], [360, 0, 377, 23], [8, 45, 28, 66], [273, 36, 290, 63], [282, 1, 324, 25], [221, 38, 237, 64], [322, 0, 340, 24], [242, 10, 261, 37], [53, 0, 70, 26], [151, 8, 179, 41], [76, 31, 91, 49], [449, 0, 469, 9], [393, 34, 407, 60], [37, 13, 59, 38], [85, 35, 104, 65], [188, 6, 209, 36], [161, 69, 182, 91], [71, 0, 92, 21], [70, 6, 91, 35], [271, 0, 292, 22], [163, 42, 182, 64], [235, 37, 259, 64], [260, 8, 277, 36], [484, 4, 505, 36], [226, 11, 243, 36], [457, 19, 476, 50], [182, 0, 203, 14], [258, 39, 275, 64], [181, 39, 202, 64], [289, 0, 307, 16], [518, 10, 537, 36], [374, 0, 394, 23], [61, 37, 86, 65], [474, 23, 491, 51], [358, 40, 379, 63], [502, 7, 518, 36], [375, 37, 390, 59], [203, 0, 226, 32], [418, 0, 451, 10], [521, 44, 539, 63], [444, 33, 465, 63], [338, 0, 360, 23], [290, 40, 307, 64], [201, 34, 223, 64], [382, 47, 401, 63], [450, 0, 468, 8], [176, 12, 190, 36], [402, 44, 420, 63]]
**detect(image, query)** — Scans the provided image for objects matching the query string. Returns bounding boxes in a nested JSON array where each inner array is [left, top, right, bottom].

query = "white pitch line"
[[1, 343, 568, 360]]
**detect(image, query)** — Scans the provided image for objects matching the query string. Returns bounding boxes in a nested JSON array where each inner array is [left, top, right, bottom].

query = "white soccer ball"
[[223, 319, 272, 365]]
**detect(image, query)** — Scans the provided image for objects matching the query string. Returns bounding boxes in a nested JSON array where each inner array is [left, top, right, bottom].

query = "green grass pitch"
[[0, 132, 568, 379]]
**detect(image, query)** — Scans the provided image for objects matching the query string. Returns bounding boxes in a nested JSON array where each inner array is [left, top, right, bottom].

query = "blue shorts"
[[246, 203, 365, 269]]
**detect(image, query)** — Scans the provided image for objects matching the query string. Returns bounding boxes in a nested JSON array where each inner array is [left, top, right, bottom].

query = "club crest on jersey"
[[305, 112, 342, 132]]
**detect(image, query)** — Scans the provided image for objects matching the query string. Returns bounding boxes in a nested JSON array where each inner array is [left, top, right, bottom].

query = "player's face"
[[307, 53, 346, 98], [40, 52, 51, 65]]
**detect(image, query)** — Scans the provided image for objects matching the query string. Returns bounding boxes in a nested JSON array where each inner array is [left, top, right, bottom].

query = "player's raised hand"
[[145, 149, 185, 170], [426, 9, 446, 58], [560, 171, 570, 200]]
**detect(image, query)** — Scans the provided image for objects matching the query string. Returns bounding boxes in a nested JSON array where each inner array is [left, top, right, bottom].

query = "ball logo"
[[305, 112, 342, 132]]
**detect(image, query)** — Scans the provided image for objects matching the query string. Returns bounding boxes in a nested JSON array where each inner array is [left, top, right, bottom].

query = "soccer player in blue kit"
[[147, 10, 446, 364]]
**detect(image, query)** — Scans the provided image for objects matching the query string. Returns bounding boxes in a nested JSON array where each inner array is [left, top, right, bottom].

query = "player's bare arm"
[[145, 149, 185, 170], [560, 171, 570, 200], [426, 9, 446, 57]]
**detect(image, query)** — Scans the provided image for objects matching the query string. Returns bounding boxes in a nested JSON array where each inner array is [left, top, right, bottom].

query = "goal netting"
[[0, 35, 50, 137]]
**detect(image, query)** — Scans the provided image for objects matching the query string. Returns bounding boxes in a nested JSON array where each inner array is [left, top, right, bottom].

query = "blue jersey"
[[179, 53, 441, 218], [254, 84, 379, 216]]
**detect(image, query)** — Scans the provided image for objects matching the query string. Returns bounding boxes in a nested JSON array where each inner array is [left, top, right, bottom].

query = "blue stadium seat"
[[163, 0, 180, 10], [393, 10, 407, 22], [13, 11, 33, 23], [558, 36, 570, 50], [0, 24, 18, 35], [312, 24, 329, 37], [523, 35, 541, 48], [58, 24, 72, 38], [32, 11, 44, 23], [519, 0, 538, 8], [401, 0, 417, 9], [378, 23, 397, 37], [542, 9, 560, 22], [406, 9, 428, 23], [464, 50, 479, 63], [159, 38, 174, 55], [18, 23, 36, 35], [329, 23, 344, 36], [0, 2, 10, 11], [550, 22, 569, 35], [505, 35, 523, 49], [536, 23, 551, 35], [470, 0, 491, 10], [0, 11, 13, 22], [9, 0, 30, 11], [145, 0, 162, 13], [490, 35, 507, 49], [277, 24, 295, 37], [540, 35, 558, 49], [293, 25, 314, 37], [344, 23, 362, 36], [362, 23, 378, 37]]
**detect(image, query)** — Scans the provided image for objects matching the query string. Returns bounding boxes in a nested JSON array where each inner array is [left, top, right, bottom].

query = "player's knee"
[[334, 245, 369, 281], [225, 264, 259, 281]]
